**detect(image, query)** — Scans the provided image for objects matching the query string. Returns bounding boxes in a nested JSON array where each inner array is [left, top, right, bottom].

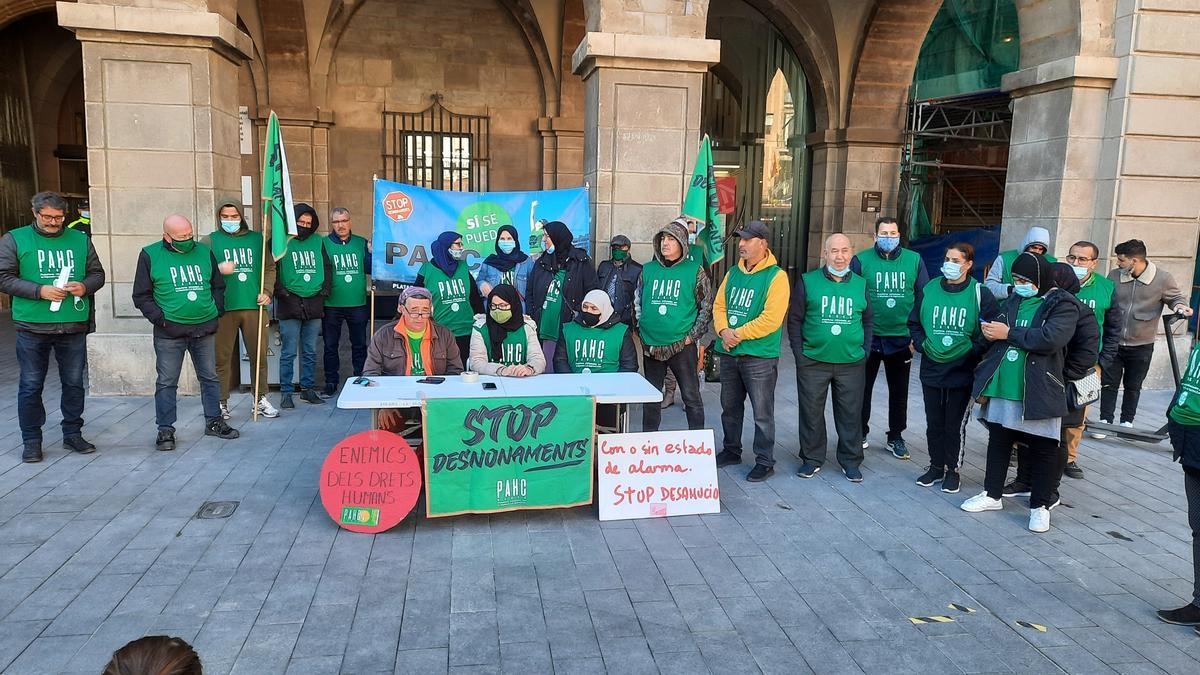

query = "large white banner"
[[597, 430, 721, 521]]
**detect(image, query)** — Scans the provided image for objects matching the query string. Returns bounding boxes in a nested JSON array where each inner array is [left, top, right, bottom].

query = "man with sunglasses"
[[0, 191, 106, 462]]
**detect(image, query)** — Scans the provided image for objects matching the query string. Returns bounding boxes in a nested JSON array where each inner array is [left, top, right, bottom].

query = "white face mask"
[[941, 261, 963, 280], [449, 248, 464, 260]]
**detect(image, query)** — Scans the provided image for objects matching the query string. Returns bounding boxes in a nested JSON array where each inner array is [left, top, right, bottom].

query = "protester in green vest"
[[961, 253, 1084, 534], [274, 203, 333, 409], [908, 242, 1000, 494], [0, 191, 105, 462], [467, 284, 545, 376], [133, 213, 240, 451], [202, 203, 278, 421], [1056, 240, 1122, 478], [850, 216, 930, 460], [636, 219, 712, 432], [984, 226, 1055, 300], [787, 233, 873, 482], [1156, 341, 1200, 629], [527, 220, 599, 371], [712, 221, 790, 482], [554, 289, 637, 374], [321, 207, 372, 398], [417, 230, 484, 361]]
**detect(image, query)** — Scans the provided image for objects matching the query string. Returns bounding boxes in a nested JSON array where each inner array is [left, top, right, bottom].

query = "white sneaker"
[[219, 401, 231, 420], [862, 439, 870, 450], [256, 396, 280, 419], [1120, 421, 1134, 428], [1091, 419, 1111, 439], [960, 492, 1003, 513], [1029, 506, 1051, 533]]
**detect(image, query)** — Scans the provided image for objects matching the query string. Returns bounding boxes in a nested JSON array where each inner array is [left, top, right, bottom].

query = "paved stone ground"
[[1, 318, 1199, 674]]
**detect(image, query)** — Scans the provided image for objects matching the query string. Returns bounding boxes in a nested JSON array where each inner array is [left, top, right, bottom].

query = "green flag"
[[682, 134, 724, 265], [262, 112, 297, 261]]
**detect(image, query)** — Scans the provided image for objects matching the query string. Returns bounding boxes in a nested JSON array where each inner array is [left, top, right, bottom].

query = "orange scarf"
[[394, 318, 434, 375]]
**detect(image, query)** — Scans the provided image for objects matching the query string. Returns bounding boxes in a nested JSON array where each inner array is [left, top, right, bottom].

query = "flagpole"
[[252, 217, 268, 422]]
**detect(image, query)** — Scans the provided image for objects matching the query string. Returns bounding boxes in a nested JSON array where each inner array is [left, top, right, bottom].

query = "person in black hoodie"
[[274, 203, 333, 409], [526, 220, 599, 371], [960, 252, 1082, 534], [908, 242, 1000, 494]]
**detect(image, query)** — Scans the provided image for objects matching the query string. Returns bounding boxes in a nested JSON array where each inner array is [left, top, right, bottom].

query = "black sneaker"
[[280, 394, 295, 409], [797, 462, 821, 478], [63, 436, 96, 454], [1064, 462, 1084, 479], [941, 471, 961, 494], [886, 438, 910, 460], [1002, 480, 1031, 497], [156, 429, 176, 452], [916, 467, 944, 487], [1157, 603, 1200, 625], [715, 450, 742, 467], [1047, 493, 1062, 510], [300, 389, 326, 405], [746, 464, 774, 482], [319, 385, 335, 399], [842, 465, 864, 483], [22, 443, 43, 463], [205, 418, 240, 440]]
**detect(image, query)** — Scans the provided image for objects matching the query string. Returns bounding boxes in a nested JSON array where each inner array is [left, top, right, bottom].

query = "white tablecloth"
[[336, 372, 663, 409]]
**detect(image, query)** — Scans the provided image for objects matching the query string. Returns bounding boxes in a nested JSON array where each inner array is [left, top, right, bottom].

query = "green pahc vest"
[[981, 296, 1044, 401], [919, 278, 981, 363], [9, 225, 90, 324], [801, 270, 867, 363], [561, 321, 626, 373], [473, 324, 528, 366], [278, 235, 326, 298], [143, 241, 219, 325], [407, 332, 426, 376], [325, 235, 369, 308], [1000, 248, 1058, 284], [858, 248, 921, 337], [718, 263, 784, 358], [208, 229, 263, 311], [420, 261, 473, 336], [1170, 346, 1200, 425], [638, 257, 700, 347], [538, 269, 567, 341], [1077, 272, 1114, 341], [687, 242, 709, 266]]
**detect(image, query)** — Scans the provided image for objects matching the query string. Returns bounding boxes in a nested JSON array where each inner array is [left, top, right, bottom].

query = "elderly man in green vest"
[[321, 207, 371, 398], [712, 221, 790, 482], [133, 214, 240, 451], [850, 216, 929, 460], [0, 191, 106, 463], [788, 233, 874, 482]]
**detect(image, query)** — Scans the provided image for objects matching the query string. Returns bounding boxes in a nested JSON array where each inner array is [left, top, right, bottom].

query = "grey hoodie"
[[985, 226, 1052, 300], [634, 220, 714, 360]]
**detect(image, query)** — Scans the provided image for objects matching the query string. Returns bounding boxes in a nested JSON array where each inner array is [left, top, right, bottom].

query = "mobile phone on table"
[[482, 382, 498, 390], [417, 376, 445, 384]]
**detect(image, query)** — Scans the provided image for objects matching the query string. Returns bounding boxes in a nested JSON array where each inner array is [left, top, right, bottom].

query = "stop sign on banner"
[[382, 190, 413, 221], [319, 430, 421, 533]]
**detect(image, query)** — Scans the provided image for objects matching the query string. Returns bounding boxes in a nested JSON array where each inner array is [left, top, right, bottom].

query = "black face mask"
[[581, 312, 601, 327], [296, 225, 316, 241]]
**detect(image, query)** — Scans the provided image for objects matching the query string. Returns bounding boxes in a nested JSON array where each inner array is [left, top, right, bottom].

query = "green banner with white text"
[[423, 396, 595, 517]]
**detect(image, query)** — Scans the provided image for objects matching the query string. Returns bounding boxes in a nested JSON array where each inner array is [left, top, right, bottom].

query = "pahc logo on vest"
[[291, 249, 318, 282], [931, 304, 968, 346], [727, 287, 756, 326], [820, 295, 855, 335], [502, 342, 525, 364], [333, 251, 359, 284], [572, 336, 606, 372], [221, 247, 254, 282], [35, 249, 76, 281], [437, 276, 468, 312], [874, 270, 907, 308], [169, 264, 208, 301], [650, 278, 684, 316]]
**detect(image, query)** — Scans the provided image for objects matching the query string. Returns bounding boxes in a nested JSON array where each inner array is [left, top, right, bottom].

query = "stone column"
[[572, 33, 720, 262], [58, 0, 250, 395]]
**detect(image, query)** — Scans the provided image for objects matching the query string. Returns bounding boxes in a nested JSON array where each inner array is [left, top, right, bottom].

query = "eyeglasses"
[[332, 219, 351, 225], [1065, 255, 1095, 263], [403, 309, 431, 318], [37, 213, 65, 223], [491, 303, 511, 311]]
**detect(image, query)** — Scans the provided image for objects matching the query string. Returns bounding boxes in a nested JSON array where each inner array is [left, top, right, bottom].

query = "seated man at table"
[[467, 284, 546, 376], [363, 286, 463, 431]]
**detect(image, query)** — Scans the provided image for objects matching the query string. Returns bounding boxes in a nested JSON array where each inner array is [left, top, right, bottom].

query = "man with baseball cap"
[[597, 234, 641, 330], [713, 221, 790, 481]]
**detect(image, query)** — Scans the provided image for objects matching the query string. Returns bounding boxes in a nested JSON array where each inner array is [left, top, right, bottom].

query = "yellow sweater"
[[713, 251, 791, 340]]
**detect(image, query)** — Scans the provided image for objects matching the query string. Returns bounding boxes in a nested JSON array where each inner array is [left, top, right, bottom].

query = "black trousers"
[[921, 384, 972, 471], [796, 355, 866, 469], [1166, 420, 1200, 606], [1014, 406, 1084, 496], [983, 422, 1058, 509], [643, 342, 704, 431], [1100, 343, 1154, 423], [862, 349, 911, 441]]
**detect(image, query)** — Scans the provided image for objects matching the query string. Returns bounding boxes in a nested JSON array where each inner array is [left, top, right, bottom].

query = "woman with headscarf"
[[526, 220, 600, 371], [417, 230, 484, 359], [960, 253, 1083, 533], [476, 225, 534, 298], [553, 289, 638, 375], [467, 284, 545, 376]]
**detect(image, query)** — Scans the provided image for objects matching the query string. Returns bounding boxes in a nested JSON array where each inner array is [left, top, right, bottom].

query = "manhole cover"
[[196, 501, 239, 519]]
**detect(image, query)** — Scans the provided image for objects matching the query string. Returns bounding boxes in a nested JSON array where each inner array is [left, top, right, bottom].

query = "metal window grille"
[[382, 94, 489, 191]]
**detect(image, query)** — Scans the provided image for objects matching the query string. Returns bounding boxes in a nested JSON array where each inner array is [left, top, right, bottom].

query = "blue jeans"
[[719, 355, 779, 467], [16, 331, 87, 444], [153, 334, 221, 431], [322, 305, 369, 388], [279, 318, 320, 393]]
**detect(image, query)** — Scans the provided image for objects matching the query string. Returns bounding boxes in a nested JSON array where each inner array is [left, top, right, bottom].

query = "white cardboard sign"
[[597, 429, 721, 521]]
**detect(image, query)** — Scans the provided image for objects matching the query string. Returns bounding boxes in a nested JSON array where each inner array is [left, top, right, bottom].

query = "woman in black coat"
[[960, 253, 1081, 534], [525, 220, 599, 371]]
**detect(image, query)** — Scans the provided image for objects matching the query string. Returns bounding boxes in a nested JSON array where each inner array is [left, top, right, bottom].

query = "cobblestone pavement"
[[1, 320, 1198, 673]]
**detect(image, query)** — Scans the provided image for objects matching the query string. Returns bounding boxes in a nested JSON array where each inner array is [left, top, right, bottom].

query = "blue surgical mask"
[[688, 232, 697, 245], [941, 261, 962, 280], [79, 211, 90, 220], [498, 240, 516, 254], [545, 245, 555, 255], [827, 265, 850, 278], [220, 219, 241, 234], [877, 236, 901, 253], [1014, 283, 1037, 298], [1072, 265, 1089, 280]]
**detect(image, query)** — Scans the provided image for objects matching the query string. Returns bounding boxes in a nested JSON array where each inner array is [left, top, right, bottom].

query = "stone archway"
[[0, 0, 58, 29]]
